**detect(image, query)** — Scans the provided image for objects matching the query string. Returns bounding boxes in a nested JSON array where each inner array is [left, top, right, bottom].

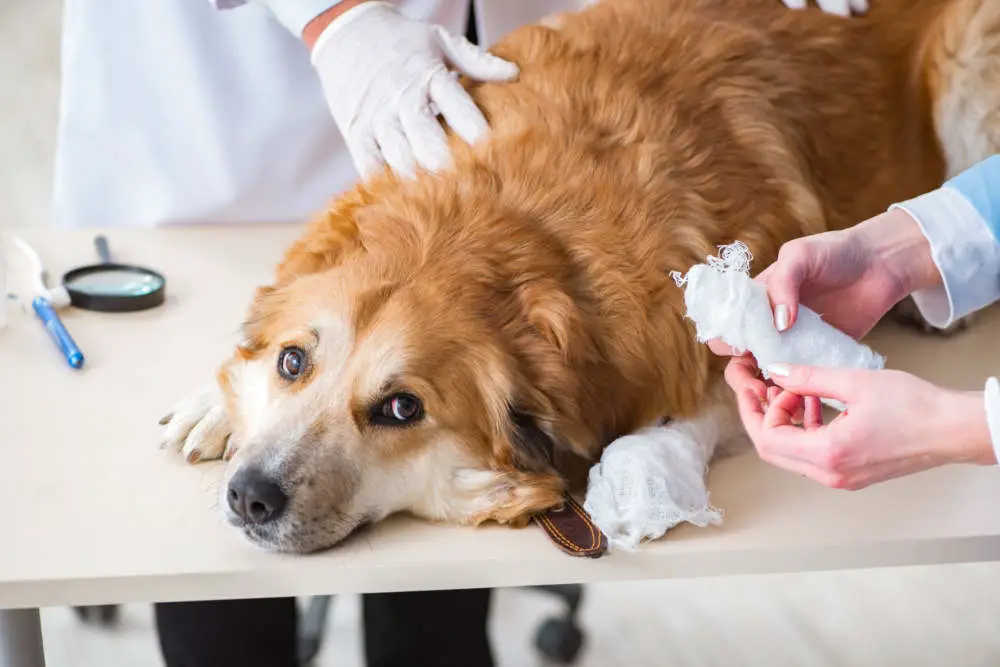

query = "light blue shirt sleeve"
[[946, 154, 1000, 243], [892, 157, 1000, 467], [890, 154, 1000, 330]]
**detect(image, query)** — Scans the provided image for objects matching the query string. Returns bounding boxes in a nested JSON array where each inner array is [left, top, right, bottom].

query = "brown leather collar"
[[534, 494, 608, 558]]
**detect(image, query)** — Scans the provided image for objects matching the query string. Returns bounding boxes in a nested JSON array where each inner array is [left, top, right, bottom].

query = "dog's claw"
[[160, 385, 232, 463], [158, 413, 173, 426], [223, 435, 238, 461]]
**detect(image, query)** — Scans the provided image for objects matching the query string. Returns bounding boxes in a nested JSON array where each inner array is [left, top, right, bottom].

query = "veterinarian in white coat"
[[53, 0, 866, 231], [52, 0, 585, 230]]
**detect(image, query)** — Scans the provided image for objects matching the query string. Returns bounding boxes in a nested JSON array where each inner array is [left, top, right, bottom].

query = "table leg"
[[0, 609, 45, 667]]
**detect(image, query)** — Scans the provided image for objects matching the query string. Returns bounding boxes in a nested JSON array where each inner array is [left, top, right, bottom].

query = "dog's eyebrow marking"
[[278, 327, 321, 351], [353, 283, 399, 338], [376, 376, 403, 399]]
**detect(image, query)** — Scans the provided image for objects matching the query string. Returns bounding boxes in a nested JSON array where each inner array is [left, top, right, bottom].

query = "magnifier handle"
[[94, 235, 112, 264]]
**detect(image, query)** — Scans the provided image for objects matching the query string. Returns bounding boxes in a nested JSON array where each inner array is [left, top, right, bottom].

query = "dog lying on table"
[[160, 0, 1000, 554]]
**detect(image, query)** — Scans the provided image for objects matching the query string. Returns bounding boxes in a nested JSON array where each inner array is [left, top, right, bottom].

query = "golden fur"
[[172, 0, 1000, 552]]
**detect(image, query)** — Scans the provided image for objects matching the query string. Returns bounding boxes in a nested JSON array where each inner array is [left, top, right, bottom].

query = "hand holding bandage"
[[672, 240, 886, 411], [696, 208, 998, 489]]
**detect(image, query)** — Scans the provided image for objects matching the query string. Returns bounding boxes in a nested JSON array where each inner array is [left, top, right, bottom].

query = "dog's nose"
[[227, 467, 287, 524]]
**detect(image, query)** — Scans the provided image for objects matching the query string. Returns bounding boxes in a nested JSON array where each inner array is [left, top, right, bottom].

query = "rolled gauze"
[[670, 241, 885, 409]]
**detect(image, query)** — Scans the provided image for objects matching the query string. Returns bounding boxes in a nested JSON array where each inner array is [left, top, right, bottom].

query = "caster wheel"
[[297, 636, 321, 666], [534, 617, 584, 664], [73, 605, 119, 627]]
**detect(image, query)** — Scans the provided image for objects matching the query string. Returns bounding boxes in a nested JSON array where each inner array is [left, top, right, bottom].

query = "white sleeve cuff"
[[890, 186, 1000, 329], [985, 377, 1000, 467], [310, 1, 392, 61], [246, 0, 346, 36]]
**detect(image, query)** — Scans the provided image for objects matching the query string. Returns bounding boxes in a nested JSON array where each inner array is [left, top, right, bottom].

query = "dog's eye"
[[371, 393, 424, 427], [277, 347, 307, 380]]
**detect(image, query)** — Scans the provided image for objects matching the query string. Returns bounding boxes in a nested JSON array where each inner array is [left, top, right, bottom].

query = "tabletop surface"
[[3, 225, 1000, 611]]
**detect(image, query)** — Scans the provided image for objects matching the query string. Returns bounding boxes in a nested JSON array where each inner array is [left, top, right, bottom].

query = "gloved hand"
[[310, 1, 518, 180], [780, 0, 869, 16]]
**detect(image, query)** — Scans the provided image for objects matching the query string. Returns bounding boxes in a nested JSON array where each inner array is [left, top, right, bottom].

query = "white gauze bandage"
[[670, 241, 885, 409], [583, 407, 729, 552]]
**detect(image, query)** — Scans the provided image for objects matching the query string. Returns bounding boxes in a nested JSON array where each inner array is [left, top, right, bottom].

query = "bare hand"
[[725, 358, 995, 489], [709, 209, 938, 357]]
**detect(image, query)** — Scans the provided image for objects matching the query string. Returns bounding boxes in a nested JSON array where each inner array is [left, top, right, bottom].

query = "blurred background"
[[4, 1, 1000, 665]]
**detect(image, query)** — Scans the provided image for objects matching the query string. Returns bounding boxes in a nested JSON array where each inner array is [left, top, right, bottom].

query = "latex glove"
[[725, 357, 996, 490], [311, 1, 518, 179], [780, 0, 869, 16]]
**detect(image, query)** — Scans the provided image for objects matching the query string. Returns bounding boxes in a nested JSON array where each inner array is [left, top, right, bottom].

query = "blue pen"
[[32, 296, 85, 370]]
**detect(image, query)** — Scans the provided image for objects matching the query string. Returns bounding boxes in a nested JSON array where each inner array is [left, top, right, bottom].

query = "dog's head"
[[215, 182, 599, 553]]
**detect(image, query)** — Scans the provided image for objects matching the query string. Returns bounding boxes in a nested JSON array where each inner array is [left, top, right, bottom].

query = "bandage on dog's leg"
[[583, 403, 733, 552], [671, 241, 885, 410]]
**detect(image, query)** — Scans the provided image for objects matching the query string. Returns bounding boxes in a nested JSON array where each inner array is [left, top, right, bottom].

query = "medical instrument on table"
[[32, 296, 85, 370], [2, 234, 86, 369], [61, 235, 166, 312], [7, 234, 72, 308]]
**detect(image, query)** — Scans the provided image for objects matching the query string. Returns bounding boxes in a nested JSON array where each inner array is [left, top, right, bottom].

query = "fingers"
[[724, 355, 767, 402], [763, 389, 803, 428], [370, 64, 498, 178], [707, 338, 737, 356], [732, 369, 843, 477], [435, 27, 519, 82], [815, 0, 852, 15], [428, 69, 490, 146], [345, 127, 387, 180], [372, 117, 418, 179], [762, 244, 810, 332], [398, 89, 452, 174], [803, 395, 824, 428], [735, 384, 766, 432], [765, 363, 862, 404]]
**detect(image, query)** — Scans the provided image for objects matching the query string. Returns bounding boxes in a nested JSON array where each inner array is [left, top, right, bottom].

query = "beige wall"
[[0, 1, 61, 231]]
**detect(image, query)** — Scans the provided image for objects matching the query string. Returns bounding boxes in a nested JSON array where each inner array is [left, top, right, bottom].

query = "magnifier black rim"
[[62, 262, 167, 313]]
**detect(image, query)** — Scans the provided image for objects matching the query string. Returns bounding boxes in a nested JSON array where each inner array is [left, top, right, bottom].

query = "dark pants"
[[154, 589, 494, 667]]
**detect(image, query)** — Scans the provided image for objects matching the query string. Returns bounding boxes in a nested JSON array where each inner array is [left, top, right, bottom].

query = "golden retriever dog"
[[162, 0, 1000, 553]]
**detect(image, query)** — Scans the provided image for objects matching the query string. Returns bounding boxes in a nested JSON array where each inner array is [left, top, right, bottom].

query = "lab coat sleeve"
[[208, 0, 347, 37], [888, 154, 1000, 330]]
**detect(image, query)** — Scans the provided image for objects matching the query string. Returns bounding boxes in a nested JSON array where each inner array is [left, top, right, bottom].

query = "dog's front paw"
[[583, 426, 721, 552], [159, 385, 234, 464]]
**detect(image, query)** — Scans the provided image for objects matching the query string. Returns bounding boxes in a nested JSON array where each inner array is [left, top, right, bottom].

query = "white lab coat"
[[52, 0, 585, 230]]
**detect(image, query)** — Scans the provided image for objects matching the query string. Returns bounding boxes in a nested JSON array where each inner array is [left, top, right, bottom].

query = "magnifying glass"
[[61, 235, 166, 312]]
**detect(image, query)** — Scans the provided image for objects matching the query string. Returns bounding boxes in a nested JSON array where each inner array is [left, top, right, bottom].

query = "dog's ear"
[[505, 274, 600, 450], [508, 409, 558, 473], [461, 409, 568, 528]]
